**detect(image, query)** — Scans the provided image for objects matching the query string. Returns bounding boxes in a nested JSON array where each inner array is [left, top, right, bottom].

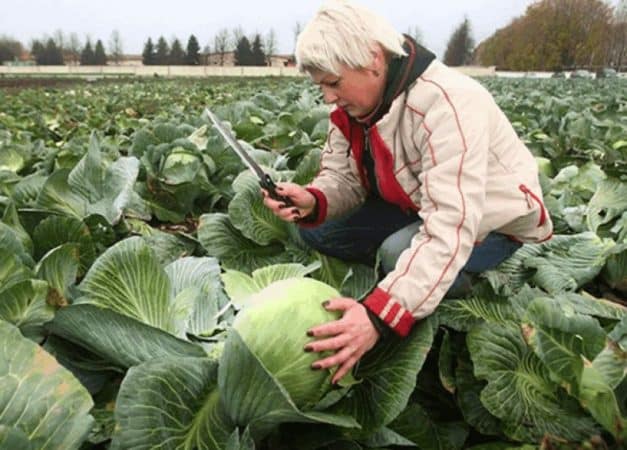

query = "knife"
[[204, 108, 293, 207]]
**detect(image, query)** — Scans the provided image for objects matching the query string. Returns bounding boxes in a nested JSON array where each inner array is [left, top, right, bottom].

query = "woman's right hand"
[[262, 182, 316, 222]]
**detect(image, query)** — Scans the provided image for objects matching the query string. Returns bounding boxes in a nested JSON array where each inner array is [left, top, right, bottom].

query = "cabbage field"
[[0, 76, 626, 450]]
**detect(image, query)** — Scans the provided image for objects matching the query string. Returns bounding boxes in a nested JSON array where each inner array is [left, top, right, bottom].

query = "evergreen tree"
[[142, 38, 156, 65], [251, 34, 266, 65], [44, 38, 64, 65], [443, 18, 474, 66], [169, 38, 185, 65], [185, 34, 200, 65], [31, 40, 45, 65], [94, 39, 107, 65], [155, 36, 169, 64], [80, 40, 95, 65], [234, 36, 253, 66]]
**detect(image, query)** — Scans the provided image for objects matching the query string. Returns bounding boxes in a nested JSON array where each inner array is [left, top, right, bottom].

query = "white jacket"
[[303, 59, 553, 336]]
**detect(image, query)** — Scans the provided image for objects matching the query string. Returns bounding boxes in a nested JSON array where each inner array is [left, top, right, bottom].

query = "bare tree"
[[67, 32, 81, 64], [406, 26, 424, 45], [265, 28, 277, 66], [213, 28, 230, 66], [52, 29, 65, 51], [108, 29, 124, 65], [293, 21, 302, 54], [609, 0, 627, 70], [231, 26, 245, 52]]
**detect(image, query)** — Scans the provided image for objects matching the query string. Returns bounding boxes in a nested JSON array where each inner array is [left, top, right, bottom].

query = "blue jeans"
[[299, 196, 522, 297]]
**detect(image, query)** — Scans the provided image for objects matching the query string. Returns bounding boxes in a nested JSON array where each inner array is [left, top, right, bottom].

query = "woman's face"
[[310, 60, 386, 119]]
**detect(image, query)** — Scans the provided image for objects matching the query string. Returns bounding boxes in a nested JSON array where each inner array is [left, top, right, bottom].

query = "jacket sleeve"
[[300, 119, 367, 226], [363, 88, 492, 336]]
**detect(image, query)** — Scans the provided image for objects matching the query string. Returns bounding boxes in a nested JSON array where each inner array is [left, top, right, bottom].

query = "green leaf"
[[94, 156, 140, 224], [0, 280, 52, 342], [197, 213, 287, 273], [32, 215, 96, 274], [576, 317, 627, 439], [552, 291, 627, 321], [602, 243, 627, 293], [333, 317, 435, 435], [45, 305, 206, 369], [524, 297, 606, 390], [67, 132, 104, 203], [596, 316, 627, 388], [0, 425, 32, 450], [0, 222, 33, 268], [339, 263, 377, 300], [439, 330, 456, 394], [579, 361, 627, 440], [2, 202, 32, 255], [221, 263, 320, 307], [36, 141, 140, 225], [112, 357, 234, 450], [0, 147, 25, 173], [0, 320, 94, 450], [389, 403, 468, 450], [485, 233, 614, 295], [228, 181, 290, 246], [140, 230, 197, 266], [586, 179, 627, 234], [436, 285, 531, 331], [0, 253, 32, 293], [35, 243, 80, 306], [468, 322, 598, 442], [292, 148, 322, 185], [76, 237, 178, 333], [455, 349, 502, 436], [314, 253, 348, 290], [36, 169, 88, 219], [11, 174, 46, 208], [165, 257, 230, 336], [218, 330, 359, 439], [225, 427, 255, 450], [359, 426, 419, 448]]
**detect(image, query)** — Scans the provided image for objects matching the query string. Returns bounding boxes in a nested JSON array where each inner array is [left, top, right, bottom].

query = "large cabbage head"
[[232, 277, 341, 409]]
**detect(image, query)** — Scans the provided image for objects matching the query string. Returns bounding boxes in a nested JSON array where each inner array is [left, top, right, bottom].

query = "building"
[[202, 51, 293, 67]]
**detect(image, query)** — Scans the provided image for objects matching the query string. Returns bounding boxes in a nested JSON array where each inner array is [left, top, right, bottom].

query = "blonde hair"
[[295, 0, 407, 76]]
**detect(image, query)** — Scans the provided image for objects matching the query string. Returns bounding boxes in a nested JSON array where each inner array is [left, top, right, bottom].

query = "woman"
[[262, 0, 553, 383]]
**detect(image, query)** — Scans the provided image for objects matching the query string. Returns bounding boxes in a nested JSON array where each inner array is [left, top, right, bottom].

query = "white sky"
[[1, 0, 621, 59]]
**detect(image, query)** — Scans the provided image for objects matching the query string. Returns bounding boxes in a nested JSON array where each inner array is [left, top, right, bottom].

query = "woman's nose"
[[322, 88, 338, 104]]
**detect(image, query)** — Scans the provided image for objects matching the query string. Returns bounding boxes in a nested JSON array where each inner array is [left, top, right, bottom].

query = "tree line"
[[141, 35, 201, 65], [1, 0, 625, 70], [475, 0, 627, 71], [0, 30, 124, 66]]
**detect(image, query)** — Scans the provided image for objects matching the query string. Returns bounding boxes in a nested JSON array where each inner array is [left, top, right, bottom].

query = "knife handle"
[[260, 175, 294, 207]]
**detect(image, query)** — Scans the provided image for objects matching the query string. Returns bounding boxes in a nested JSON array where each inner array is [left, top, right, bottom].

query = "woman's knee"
[[378, 221, 422, 274]]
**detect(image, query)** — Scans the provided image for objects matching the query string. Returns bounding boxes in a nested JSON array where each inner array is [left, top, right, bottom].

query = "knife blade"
[[204, 108, 293, 207]]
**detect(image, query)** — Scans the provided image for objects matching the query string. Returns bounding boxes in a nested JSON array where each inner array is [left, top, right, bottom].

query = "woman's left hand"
[[305, 298, 380, 384]]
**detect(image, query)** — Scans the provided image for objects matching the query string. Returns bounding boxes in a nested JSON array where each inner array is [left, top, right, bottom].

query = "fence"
[[0, 64, 498, 78]]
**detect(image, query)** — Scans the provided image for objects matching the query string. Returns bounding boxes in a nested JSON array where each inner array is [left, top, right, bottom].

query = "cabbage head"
[[535, 156, 555, 178], [232, 278, 341, 409]]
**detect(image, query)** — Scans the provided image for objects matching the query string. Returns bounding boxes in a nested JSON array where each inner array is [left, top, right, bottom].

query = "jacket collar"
[[357, 36, 436, 127]]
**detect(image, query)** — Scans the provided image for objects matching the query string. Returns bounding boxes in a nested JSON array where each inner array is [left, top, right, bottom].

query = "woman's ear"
[[369, 45, 386, 77]]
